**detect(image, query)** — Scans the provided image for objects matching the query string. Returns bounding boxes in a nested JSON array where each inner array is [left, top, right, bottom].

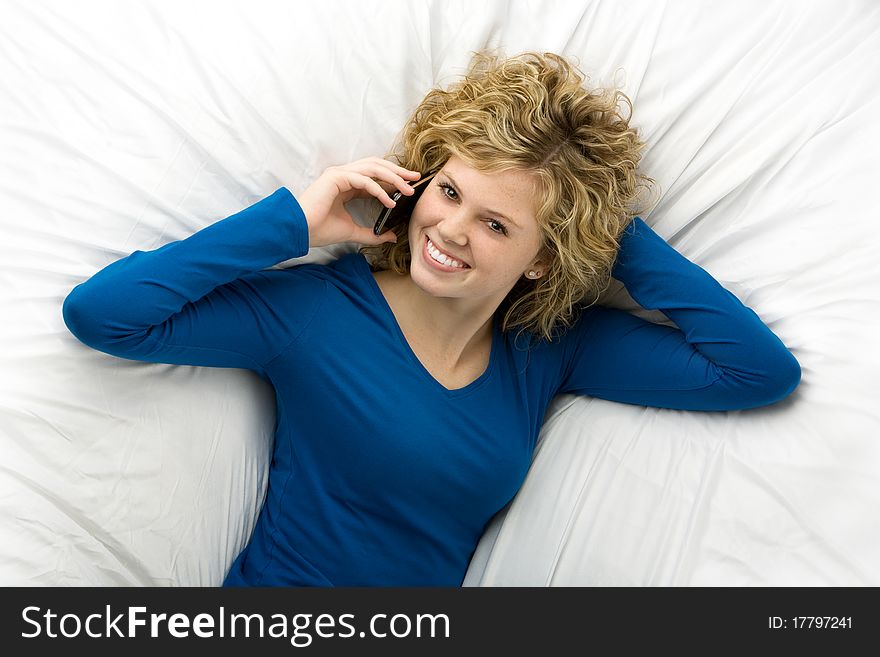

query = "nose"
[[435, 208, 469, 246]]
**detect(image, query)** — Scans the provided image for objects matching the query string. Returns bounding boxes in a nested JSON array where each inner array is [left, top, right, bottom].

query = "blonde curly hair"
[[359, 49, 657, 344]]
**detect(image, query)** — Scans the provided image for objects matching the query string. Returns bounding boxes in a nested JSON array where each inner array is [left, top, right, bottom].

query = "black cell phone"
[[373, 172, 437, 236]]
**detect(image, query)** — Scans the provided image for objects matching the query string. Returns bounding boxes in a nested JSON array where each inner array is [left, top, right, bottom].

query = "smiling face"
[[407, 155, 548, 306]]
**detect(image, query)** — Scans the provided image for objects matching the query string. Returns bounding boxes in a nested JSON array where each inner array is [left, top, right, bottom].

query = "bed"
[[2, 0, 878, 586]]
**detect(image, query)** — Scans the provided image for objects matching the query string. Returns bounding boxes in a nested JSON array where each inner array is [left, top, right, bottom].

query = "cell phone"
[[373, 172, 437, 236]]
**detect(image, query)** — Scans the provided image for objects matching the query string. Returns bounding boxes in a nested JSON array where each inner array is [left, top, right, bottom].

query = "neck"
[[381, 271, 497, 366]]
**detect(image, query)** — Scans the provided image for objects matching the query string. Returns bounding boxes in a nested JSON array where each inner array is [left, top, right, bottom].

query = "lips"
[[425, 235, 470, 268]]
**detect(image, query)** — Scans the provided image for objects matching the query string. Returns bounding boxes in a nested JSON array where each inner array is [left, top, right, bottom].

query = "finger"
[[353, 158, 420, 190], [372, 157, 422, 180], [377, 228, 398, 244], [347, 172, 397, 208], [355, 224, 397, 246], [375, 180, 397, 194], [351, 156, 420, 181], [362, 161, 419, 197], [344, 160, 419, 200]]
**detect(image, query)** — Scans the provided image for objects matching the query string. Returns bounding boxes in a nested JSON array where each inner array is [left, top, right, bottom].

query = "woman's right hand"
[[296, 157, 422, 249]]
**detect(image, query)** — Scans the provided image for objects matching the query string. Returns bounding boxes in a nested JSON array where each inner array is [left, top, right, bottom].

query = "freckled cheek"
[[410, 199, 435, 226]]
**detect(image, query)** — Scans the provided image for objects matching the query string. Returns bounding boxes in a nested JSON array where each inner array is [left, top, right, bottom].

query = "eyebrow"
[[442, 172, 521, 228]]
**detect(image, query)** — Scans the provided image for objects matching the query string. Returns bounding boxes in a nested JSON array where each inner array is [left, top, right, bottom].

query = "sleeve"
[[61, 187, 323, 380], [556, 217, 801, 411]]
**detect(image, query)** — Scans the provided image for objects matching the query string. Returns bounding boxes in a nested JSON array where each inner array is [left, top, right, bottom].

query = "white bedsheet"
[[1, 0, 878, 586]]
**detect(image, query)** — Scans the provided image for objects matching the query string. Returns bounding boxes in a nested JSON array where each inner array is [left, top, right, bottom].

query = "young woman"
[[62, 51, 801, 587]]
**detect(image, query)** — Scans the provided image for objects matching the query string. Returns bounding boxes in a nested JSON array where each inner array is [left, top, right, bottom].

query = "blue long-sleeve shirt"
[[61, 187, 800, 586]]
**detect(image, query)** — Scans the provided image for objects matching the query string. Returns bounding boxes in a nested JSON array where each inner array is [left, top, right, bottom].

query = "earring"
[[528, 270, 541, 278]]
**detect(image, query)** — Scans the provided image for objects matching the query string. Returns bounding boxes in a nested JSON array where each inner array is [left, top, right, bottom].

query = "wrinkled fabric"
[[63, 188, 797, 585], [2, 0, 878, 586]]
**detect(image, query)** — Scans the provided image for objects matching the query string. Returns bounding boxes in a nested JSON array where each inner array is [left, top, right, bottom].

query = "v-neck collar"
[[355, 254, 499, 396]]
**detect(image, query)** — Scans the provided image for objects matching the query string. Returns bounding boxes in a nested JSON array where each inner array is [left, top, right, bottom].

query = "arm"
[[557, 217, 801, 411], [61, 188, 321, 378]]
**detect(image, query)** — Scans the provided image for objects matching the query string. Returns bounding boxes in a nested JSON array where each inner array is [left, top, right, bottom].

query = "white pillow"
[[1, 0, 877, 586]]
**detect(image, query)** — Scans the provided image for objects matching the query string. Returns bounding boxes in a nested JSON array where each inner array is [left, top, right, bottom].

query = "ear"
[[524, 255, 551, 280], [529, 247, 553, 273]]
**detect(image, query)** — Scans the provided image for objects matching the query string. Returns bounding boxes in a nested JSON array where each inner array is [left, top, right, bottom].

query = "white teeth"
[[427, 238, 467, 268]]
